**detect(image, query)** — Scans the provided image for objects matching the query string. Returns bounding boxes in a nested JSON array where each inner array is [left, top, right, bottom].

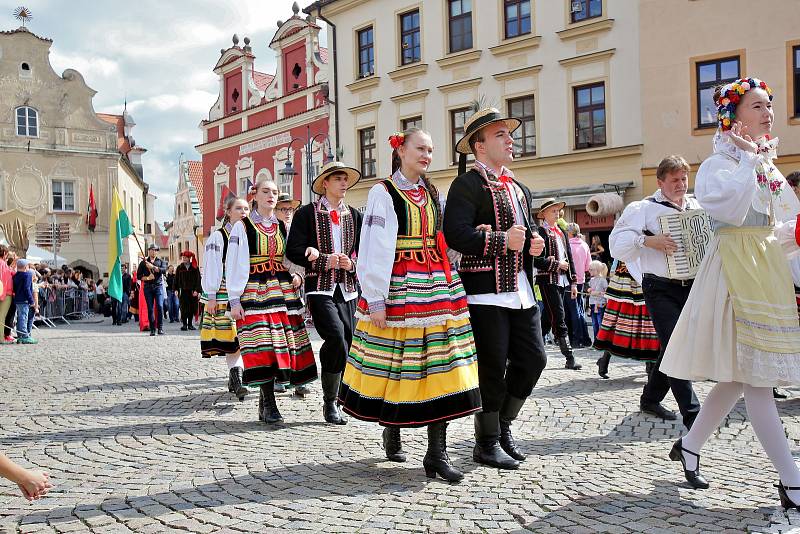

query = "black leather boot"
[[321, 372, 346, 425], [499, 396, 526, 462], [596, 351, 611, 379], [473, 412, 519, 469], [259, 382, 283, 424], [559, 337, 582, 370], [423, 422, 463, 483], [382, 427, 406, 462], [229, 367, 248, 401]]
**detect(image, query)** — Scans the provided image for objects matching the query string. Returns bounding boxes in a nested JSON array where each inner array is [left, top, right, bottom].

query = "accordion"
[[658, 210, 713, 280]]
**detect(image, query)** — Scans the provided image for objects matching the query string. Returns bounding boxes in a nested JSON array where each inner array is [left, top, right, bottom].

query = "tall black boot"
[[596, 351, 611, 379], [259, 381, 283, 424], [473, 412, 519, 469], [559, 336, 582, 370], [382, 427, 406, 462], [229, 367, 248, 401], [499, 396, 526, 462], [423, 422, 463, 483], [321, 372, 346, 425]]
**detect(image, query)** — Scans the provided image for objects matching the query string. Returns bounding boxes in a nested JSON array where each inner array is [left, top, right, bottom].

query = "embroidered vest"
[[312, 201, 358, 293], [243, 216, 287, 275], [381, 179, 444, 264]]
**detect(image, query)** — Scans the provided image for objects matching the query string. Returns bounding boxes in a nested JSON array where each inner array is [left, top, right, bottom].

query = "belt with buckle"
[[642, 273, 694, 287]]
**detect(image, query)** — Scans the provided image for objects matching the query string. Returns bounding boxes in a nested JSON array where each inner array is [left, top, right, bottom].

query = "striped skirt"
[[236, 272, 317, 387], [340, 258, 481, 427], [593, 268, 660, 361], [199, 281, 238, 357]]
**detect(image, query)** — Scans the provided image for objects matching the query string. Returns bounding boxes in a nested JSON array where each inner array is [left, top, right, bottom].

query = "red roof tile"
[[253, 70, 274, 92], [187, 161, 204, 207], [319, 46, 328, 64]]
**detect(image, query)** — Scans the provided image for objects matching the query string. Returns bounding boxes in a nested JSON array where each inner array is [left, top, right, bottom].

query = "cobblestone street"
[[2, 320, 800, 533]]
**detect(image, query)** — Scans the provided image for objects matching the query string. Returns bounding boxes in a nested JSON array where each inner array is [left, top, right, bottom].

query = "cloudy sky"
[[2, 0, 324, 224]]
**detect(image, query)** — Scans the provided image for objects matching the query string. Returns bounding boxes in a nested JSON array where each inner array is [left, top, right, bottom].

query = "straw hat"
[[311, 161, 361, 195], [535, 198, 566, 218], [276, 193, 301, 209], [455, 107, 521, 155]]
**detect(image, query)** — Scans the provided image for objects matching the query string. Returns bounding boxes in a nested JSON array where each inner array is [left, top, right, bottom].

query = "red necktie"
[[499, 175, 513, 184], [330, 210, 339, 225]]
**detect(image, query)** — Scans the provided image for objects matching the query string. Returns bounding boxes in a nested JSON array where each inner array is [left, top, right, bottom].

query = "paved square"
[[2, 320, 800, 533]]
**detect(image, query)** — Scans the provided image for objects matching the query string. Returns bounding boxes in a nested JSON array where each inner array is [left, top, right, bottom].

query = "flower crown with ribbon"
[[716, 77, 773, 131], [388, 132, 405, 149]]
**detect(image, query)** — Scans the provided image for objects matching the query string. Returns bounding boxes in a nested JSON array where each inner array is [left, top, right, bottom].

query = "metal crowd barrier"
[[37, 287, 95, 326]]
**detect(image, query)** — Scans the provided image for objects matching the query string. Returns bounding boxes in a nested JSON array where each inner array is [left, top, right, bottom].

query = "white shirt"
[[305, 199, 358, 302], [466, 161, 536, 310], [609, 189, 702, 279]]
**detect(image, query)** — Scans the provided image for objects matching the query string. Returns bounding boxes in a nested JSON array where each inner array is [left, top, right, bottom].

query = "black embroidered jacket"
[[285, 201, 362, 293], [444, 168, 543, 295]]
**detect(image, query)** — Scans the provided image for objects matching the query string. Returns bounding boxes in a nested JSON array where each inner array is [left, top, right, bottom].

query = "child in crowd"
[[587, 260, 608, 340], [12, 258, 37, 344], [0, 452, 52, 500]]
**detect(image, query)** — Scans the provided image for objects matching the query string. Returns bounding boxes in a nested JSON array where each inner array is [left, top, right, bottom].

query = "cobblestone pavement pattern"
[[2, 320, 800, 533]]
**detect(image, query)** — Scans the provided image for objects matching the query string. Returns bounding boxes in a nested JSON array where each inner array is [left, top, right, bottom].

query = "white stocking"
[[743, 384, 800, 502], [225, 352, 243, 370], [680, 382, 743, 470]]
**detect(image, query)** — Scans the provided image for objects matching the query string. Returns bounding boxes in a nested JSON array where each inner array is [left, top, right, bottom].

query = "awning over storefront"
[[529, 181, 635, 207]]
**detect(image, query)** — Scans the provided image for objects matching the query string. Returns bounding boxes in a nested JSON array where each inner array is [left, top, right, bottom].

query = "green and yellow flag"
[[107, 188, 133, 302]]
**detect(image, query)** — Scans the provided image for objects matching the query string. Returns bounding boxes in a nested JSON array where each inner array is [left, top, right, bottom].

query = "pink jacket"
[[0, 261, 14, 299], [569, 237, 592, 284]]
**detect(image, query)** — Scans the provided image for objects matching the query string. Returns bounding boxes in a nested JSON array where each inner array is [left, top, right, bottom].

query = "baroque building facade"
[[0, 26, 153, 277]]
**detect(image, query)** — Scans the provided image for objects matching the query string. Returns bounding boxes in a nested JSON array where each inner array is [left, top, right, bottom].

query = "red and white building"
[[195, 4, 331, 236]]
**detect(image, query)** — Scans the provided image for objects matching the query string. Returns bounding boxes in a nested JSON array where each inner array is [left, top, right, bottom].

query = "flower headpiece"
[[388, 132, 405, 149], [716, 77, 773, 131]]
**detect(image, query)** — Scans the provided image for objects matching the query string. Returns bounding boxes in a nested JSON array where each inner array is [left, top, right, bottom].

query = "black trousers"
[[540, 283, 569, 339], [468, 303, 548, 413], [5, 300, 16, 337], [640, 275, 700, 428], [307, 286, 356, 374], [179, 293, 198, 324]]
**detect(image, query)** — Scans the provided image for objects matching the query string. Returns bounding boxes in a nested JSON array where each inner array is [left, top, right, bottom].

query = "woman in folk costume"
[[226, 179, 317, 424], [660, 78, 800, 505], [592, 260, 660, 379], [339, 128, 481, 483], [200, 197, 250, 401]]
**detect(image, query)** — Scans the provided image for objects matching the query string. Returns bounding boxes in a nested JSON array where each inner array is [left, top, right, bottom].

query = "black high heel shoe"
[[668, 438, 709, 489], [776, 481, 800, 510]]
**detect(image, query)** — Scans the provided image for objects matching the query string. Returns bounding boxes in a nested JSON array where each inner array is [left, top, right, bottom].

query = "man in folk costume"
[[137, 244, 166, 336], [175, 250, 202, 331], [444, 108, 548, 470], [535, 198, 582, 370], [286, 162, 362, 425], [609, 155, 701, 428]]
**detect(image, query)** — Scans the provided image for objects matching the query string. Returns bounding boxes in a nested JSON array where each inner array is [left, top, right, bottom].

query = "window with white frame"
[[16, 106, 38, 137], [52, 180, 75, 212], [236, 157, 254, 196]]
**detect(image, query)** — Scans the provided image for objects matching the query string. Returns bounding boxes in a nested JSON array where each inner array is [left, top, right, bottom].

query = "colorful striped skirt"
[[236, 272, 317, 387], [340, 258, 481, 427], [593, 268, 660, 361], [199, 281, 238, 358]]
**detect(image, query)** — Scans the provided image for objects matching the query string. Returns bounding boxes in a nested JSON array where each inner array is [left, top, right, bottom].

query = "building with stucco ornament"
[[0, 25, 154, 278]]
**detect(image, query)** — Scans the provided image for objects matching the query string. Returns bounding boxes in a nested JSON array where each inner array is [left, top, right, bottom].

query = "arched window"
[[16, 106, 38, 137]]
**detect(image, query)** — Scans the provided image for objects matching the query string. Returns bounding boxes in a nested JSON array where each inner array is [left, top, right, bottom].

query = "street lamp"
[[279, 125, 335, 202]]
